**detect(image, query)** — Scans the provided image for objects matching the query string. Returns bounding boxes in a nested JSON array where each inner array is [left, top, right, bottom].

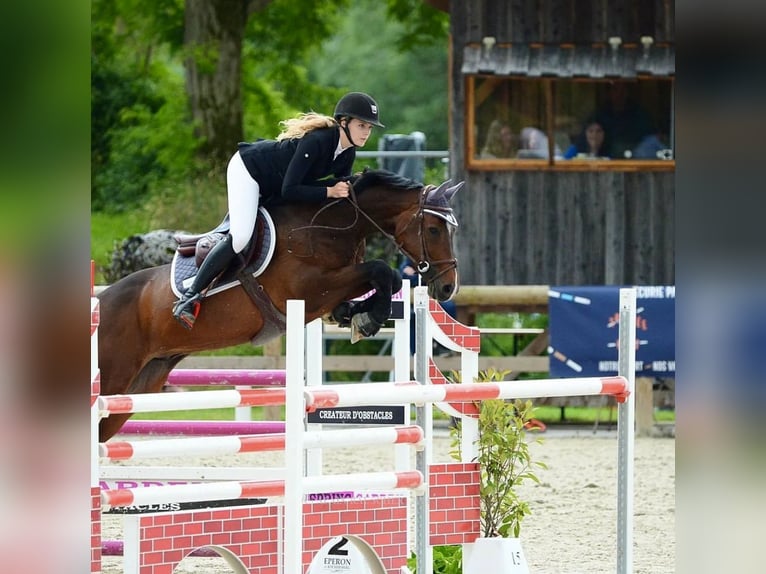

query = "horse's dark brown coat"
[[97, 170, 459, 441]]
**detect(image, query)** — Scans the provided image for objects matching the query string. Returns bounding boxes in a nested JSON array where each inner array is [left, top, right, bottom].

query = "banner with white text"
[[548, 286, 675, 378]]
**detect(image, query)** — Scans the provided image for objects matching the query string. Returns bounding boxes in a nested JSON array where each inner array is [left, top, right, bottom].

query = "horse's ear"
[[426, 179, 452, 202], [444, 181, 464, 202]]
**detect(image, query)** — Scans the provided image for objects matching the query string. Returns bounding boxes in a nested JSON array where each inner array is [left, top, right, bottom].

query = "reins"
[[286, 178, 457, 286], [285, 192, 359, 257]]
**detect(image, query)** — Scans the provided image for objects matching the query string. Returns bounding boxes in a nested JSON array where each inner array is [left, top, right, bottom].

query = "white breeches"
[[226, 152, 260, 254]]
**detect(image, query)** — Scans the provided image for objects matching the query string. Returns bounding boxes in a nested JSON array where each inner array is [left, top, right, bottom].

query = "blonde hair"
[[276, 112, 337, 141]]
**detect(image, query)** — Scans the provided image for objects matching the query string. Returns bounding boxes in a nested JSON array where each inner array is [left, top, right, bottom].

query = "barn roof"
[[461, 43, 675, 78]]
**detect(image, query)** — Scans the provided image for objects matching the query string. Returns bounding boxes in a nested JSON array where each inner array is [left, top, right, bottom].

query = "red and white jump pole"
[[102, 470, 423, 510], [100, 425, 424, 461], [305, 377, 628, 409]]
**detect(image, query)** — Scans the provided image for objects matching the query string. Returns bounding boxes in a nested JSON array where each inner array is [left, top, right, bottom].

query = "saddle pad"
[[169, 207, 276, 299]]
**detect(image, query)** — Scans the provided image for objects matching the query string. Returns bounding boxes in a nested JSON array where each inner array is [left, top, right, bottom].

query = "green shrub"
[[451, 369, 547, 538], [407, 544, 462, 574]]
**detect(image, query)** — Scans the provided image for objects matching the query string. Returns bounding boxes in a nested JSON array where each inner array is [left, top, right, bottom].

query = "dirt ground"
[[101, 429, 675, 573]]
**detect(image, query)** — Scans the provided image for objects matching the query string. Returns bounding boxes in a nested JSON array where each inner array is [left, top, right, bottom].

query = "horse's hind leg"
[[98, 355, 186, 442]]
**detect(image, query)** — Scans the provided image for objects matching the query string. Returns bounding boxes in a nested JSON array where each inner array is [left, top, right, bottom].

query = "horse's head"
[[396, 179, 463, 302]]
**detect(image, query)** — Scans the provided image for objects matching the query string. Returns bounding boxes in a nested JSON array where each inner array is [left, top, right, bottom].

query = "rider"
[[172, 92, 385, 329]]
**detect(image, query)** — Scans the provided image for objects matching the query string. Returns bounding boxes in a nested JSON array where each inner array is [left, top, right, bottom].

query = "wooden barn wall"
[[452, 0, 675, 44], [450, 171, 674, 285], [447, 0, 675, 286]]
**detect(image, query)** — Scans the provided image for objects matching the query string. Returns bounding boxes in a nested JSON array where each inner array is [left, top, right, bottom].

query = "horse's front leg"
[[327, 261, 402, 342], [350, 261, 402, 342]]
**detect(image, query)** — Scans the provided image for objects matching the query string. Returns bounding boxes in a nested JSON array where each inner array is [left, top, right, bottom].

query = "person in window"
[[517, 127, 562, 159], [592, 82, 653, 159], [172, 92, 385, 330], [480, 119, 516, 159], [563, 120, 611, 159]]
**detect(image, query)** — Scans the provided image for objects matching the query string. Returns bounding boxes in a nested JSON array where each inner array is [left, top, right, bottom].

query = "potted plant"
[[451, 369, 547, 573]]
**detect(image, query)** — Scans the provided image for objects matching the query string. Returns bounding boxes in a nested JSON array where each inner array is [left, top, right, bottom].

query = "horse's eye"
[[428, 226, 440, 236]]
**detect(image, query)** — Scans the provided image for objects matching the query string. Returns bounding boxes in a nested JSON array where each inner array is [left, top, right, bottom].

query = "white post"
[[617, 288, 636, 574], [90, 295, 101, 574], [122, 515, 140, 574], [233, 387, 251, 421], [305, 318, 323, 476], [394, 280, 412, 472], [413, 286, 432, 574], [460, 348, 479, 463], [283, 300, 306, 574]]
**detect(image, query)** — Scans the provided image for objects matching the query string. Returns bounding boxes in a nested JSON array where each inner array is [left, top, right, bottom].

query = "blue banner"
[[548, 286, 675, 377]]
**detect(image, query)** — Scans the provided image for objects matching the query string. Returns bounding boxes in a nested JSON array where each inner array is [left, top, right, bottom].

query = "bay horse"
[[97, 169, 462, 441]]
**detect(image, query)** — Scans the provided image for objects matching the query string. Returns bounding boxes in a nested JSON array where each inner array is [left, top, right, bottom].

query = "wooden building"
[[428, 0, 675, 286]]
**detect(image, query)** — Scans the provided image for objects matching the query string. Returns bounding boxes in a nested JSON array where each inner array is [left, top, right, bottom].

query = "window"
[[466, 76, 675, 170]]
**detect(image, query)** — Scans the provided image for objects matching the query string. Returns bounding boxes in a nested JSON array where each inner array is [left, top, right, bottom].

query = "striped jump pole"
[[101, 470, 423, 510], [97, 387, 287, 416], [165, 368, 286, 387], [118, 420, 286, 436], [305, 376, 629, 409], [99, 377, 629, 419], [100, 425, 424, 461]]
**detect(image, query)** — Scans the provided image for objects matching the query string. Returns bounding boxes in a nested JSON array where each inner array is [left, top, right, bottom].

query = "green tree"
[[91, 0, 449, 214], [308, 0, 450, 149], [91, 0, 196, 212]]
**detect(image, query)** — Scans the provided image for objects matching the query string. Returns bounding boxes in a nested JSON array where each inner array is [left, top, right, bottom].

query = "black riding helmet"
[[334, 92, 385, 128], [334, 92, 384, 148]]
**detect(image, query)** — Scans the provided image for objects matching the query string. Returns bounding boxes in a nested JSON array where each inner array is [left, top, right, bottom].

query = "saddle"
[[169, 208, 276, 300]]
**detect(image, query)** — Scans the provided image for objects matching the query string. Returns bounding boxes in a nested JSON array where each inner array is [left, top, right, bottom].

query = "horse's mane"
[[350, 169, 422, 195]]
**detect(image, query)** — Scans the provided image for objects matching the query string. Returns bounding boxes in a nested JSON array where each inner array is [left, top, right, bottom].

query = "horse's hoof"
[[350, 322, 363, 344], [350, 312, 379, 344]]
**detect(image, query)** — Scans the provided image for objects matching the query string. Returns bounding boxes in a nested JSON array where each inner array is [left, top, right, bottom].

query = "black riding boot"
[[172, 235, 236, 330]]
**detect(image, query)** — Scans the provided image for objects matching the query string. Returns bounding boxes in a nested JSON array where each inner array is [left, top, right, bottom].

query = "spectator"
[[480, 119, 516, 158], [591, 82, 654, 159], [517, 127, 562, 159], [564, 120, 611, 159]]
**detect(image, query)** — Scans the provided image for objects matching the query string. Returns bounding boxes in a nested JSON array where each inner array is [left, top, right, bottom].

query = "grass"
[[531, 404, 675, 425], [91, 210, 156, 283], [131, 408, 240, 421], [91, 172, 227, 284]]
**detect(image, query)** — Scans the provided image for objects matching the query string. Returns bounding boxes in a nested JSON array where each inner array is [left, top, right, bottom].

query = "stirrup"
[[172, 294, 202, 330]]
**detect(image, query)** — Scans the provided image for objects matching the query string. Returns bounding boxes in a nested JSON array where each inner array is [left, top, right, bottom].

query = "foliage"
[[241, 0, 351, 140], [91, 170, 227, 283], [477, 312, 548, 358], [385, 0, 450, 50], [407, 544, 462, 574], [92, 0, 451, 218], [307, 0, 450, 150], [91, 0, 201, 212], [451, 369, 547, 538]]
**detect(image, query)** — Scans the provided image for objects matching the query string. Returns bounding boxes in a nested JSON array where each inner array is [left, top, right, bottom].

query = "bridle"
[[346, 183, 458, 285]]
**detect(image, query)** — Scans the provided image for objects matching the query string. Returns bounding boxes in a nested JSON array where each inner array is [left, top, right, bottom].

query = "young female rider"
[[172, 92, 385, 329]]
